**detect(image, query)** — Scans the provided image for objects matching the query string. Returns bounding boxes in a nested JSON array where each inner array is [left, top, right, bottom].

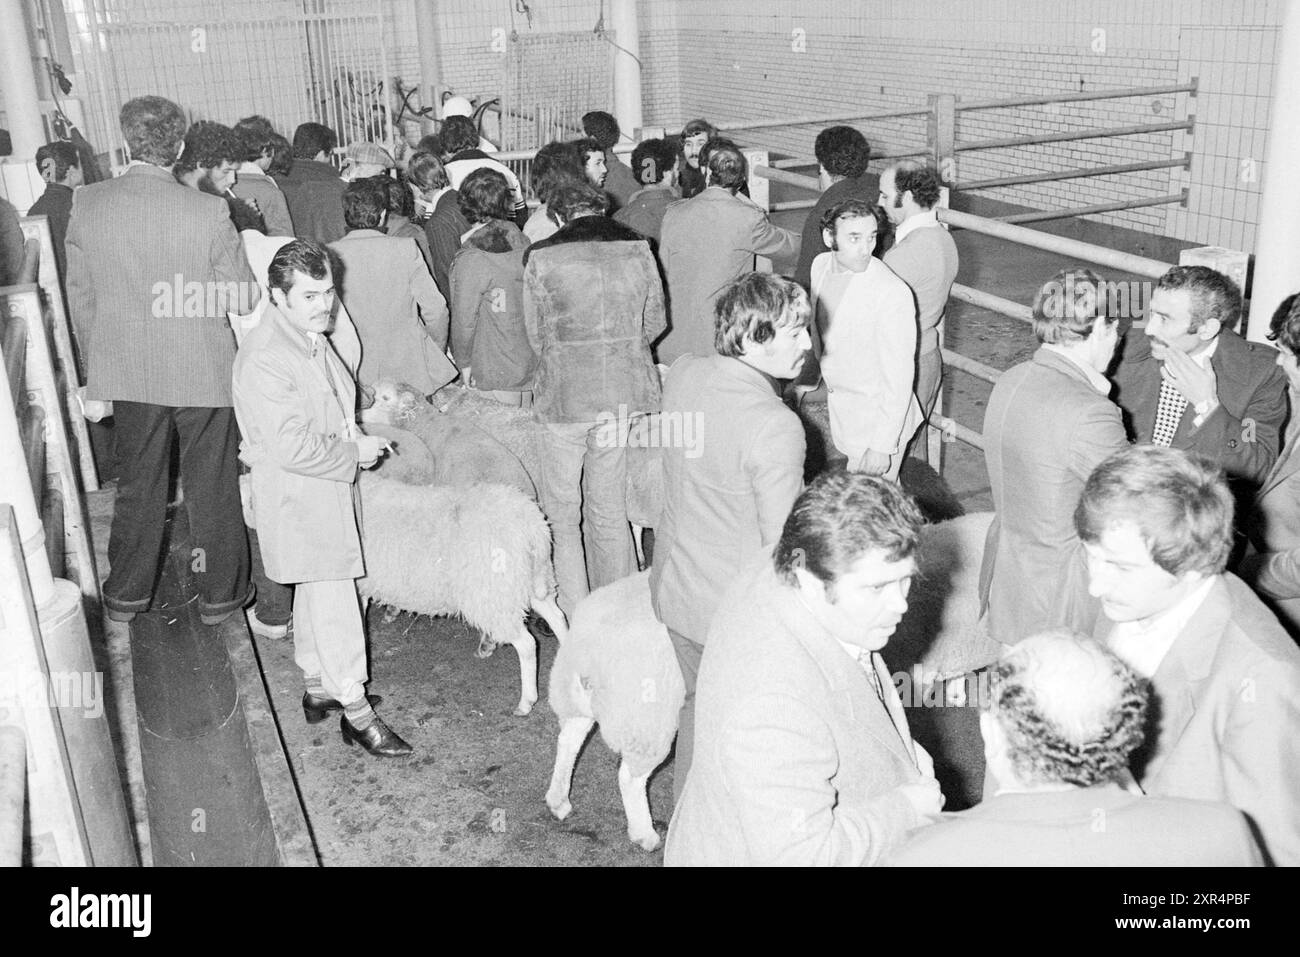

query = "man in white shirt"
[[1076, 444, 1300, 865], [879, 161, 959, 463], [811, 198, 921, 480]]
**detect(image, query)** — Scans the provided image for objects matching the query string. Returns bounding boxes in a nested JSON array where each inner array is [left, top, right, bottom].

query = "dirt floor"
[[93, 181, 1196, 866]]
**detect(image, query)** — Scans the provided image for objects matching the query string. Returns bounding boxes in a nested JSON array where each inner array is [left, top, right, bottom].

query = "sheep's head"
[[360, 379, 425, 424]]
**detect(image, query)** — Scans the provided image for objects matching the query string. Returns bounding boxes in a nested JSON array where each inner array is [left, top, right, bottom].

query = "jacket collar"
[[123, 162, 178, 182], [1035, 345, 1111, 394], [463, 218, 528, 253], [337, 228, 386, 240], [522, 214, 646, 264]]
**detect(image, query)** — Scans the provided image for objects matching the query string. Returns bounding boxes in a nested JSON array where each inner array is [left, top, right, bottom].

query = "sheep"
[[883, 511, 1003, 683], [360, 381, 535, 498], [545, 569, 684, 851], [356, 472, 568, 716]]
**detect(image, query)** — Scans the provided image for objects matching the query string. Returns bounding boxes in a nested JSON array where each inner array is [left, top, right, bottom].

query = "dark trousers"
[[667, 627, 704, 805], [249, 528, 293, 626], [104, 402, 250, 618]]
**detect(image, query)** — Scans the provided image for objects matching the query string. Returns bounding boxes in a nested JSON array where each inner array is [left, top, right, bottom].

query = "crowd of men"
[[17, 90, 1299, 866]]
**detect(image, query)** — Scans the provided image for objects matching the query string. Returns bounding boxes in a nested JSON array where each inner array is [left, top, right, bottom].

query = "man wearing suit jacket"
[[665, 472, 943, 866], [1240, 293, 1300, 635], [1112, 265, 1286, 488], [278, 122, 347, 245], [328, 178, 455, 396], [887, 631, 1262, 866], [651, 273, 810, 803], [1078, 445, 1300, 866], [657, 144, 800, 364], [65, 95, 256, 624], [980, 270, 1128, 646]]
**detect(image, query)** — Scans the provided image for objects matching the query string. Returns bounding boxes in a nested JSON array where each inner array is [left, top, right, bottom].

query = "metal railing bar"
[[941, 348, 1002, 385], [956, 156, 1192, 191], [994, 192, 1187, 225], [956, 81, 1197, 113], [955, 119, 1194, 153], [949, 283, 1035, 325]]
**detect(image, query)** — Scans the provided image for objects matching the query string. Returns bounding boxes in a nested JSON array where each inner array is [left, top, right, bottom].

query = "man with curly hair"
[[175, 120, 265, 232], [886, 631, 1262, 866], [1077, 445, 1300, 865]]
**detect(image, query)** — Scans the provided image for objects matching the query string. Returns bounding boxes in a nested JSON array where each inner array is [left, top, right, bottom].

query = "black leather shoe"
[[340, 715, 413, 757], [302, 691, 384, 724]]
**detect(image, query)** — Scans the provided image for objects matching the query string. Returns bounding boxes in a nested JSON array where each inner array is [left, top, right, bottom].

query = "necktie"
[[1151, 375, 1188, 447]]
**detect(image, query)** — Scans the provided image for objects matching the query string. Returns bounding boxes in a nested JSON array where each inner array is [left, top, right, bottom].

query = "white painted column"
[[610, 0, 643, 139], [413, 0, 442, 135], [0, 0, 46, 160], [1246, 1, 1300, 342]]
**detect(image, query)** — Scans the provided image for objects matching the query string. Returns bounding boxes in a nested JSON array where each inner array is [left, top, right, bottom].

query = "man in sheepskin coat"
[[524, 183, 666, 617], [233, 240, 414, 758], [665, 472, 943, 866]]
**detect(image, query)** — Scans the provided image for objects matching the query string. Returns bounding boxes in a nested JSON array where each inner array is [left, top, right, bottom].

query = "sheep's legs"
[[545, 712, 595, 820], [618, 759, 660, 852], [506, 626, 538, 716], [530, 596, 568, 643]]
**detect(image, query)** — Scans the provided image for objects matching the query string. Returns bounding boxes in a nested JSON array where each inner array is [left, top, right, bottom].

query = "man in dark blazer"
[[657, 144, 799, 364], [1112, 264, 1286, 487], [886, 631, 1263, 867], [277, 122, 346, 245], [1240, 293, 1300, 634], [651, 273, 810, 801], [1078, 446, 1300, 866], [65, 95, 257, 623], [980, 270, 1128, 646]]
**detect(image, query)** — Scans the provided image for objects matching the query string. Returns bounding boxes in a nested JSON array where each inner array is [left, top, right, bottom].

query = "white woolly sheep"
[[884, 511, 1003, 683], [545, 569, 684, 852], [357, 472, 568, 716]]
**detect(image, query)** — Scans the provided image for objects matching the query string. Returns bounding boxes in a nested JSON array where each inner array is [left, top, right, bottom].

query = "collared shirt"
[[892, 208, 941, 246], [835, 638, 887, 700], [1107, 575, 1216, 678], [1042, 343, 1111, 394]]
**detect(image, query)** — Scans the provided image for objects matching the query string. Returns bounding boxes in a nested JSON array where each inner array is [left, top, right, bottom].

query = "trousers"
[[293, 578, 368, 705]]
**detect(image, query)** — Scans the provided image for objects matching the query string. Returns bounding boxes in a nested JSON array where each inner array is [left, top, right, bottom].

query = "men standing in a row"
[[658, 144, 799, 364], [652, 273, 810, 802], [233, 240, 410, 757], [1112, 265, 1286, 487], [1078, 445, 1300, 866], [66, 95, 255, 624], [880, 161, 959, 463], [666, 472, 943, 866], [980, 270, 1127, 645], [812, 200, 921, 479]]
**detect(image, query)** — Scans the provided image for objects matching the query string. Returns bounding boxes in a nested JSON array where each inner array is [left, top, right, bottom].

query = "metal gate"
[[80, 0, 392, 161], [499, 31, 614, 150]]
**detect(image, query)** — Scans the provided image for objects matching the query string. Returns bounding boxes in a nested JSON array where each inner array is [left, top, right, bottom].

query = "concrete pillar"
[[413, 0, 442, 135], [610, 0, 643, 141], [0, 0, 46, 160], [1246, 1, 1300, 342]]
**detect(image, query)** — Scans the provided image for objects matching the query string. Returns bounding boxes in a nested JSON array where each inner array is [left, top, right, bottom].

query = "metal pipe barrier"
[[995, 191, 1188, 225]]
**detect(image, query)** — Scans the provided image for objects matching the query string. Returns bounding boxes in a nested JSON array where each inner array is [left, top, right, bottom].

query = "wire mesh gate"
[[498, 31, 614, 151]]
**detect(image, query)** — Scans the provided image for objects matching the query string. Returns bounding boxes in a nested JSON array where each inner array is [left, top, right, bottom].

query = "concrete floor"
[[91, 184, 1195, 865]]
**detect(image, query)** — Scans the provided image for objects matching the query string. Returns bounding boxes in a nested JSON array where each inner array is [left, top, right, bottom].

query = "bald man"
[[886, 631, 1262, 866]]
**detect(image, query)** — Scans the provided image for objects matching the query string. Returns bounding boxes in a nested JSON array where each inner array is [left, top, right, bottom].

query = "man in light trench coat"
[[233, 239, 414, 758]]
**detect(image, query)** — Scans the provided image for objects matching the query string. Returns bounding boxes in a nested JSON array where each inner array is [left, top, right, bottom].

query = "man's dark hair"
[[176, 121, 242, 174], [267, 132, 293, 176], [773, 471, 924, 589], [988, 631, 1149, 788], [1031, 268, 1120, 345], [581, 111, 620, 150], [292, 122, 337, 160], [119, 95, 188, 167], [341, 177, 387, 230], [814, 126, 871, 180], [36, 141, 81, 182], [570, 136, 604, 164], [820, 198, 887, 248], [381, 174, 415, 218], [891, 161, 943, 210], [681, 118, 716, 140], [1074, 446, 1234, 577], [549, 182, 607, 222], [440, 115, 480, 155], [706, 142, 747, 192], [234, 114, 277, 162], [530, 140, 585, 204], [458, 167, 513, 224], [1266, 292, 1300, 355], [406, 150, 449, 192], [1156, 265, 1243, 335], [415, 133, 444, 158], [630, 139, 677, 186], [714, 272, 810, 358], [268, 239, 331, 297]]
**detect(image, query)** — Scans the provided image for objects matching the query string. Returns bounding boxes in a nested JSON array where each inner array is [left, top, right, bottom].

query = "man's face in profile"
[[1084, 521, 1201, 626], [801, 548, 916, 652]]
